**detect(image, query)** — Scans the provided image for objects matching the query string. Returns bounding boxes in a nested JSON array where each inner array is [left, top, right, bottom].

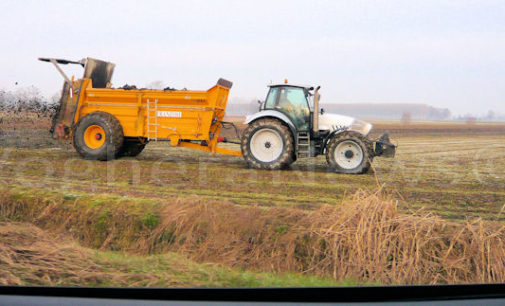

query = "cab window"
[[264, 87, 279, 109], [275, 87, 310, 129]]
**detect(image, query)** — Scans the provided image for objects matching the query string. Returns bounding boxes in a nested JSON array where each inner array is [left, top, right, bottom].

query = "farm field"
[[1, 112, 505, 286]]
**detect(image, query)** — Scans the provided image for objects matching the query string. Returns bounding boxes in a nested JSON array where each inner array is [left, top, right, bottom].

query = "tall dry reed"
[[145, 191, 505, 284]]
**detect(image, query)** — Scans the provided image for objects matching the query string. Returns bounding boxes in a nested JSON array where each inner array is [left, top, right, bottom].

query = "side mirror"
[[320, 108, 325, 115], [257, 100, 263, 111]]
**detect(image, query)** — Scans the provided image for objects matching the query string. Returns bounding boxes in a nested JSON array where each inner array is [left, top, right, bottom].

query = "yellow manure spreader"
[[41, 57, 395, 174], [41, 57, 240, 160]]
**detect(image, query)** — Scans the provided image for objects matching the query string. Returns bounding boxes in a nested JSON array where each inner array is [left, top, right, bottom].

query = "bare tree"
[[0, 86, 57, 116], [465, 115, 477, 125], [400, 111, 412, 125], [486, 110, 496, 121]]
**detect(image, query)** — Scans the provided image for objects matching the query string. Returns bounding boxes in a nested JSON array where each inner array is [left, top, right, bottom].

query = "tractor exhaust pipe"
[[312, 86, 321, 133]]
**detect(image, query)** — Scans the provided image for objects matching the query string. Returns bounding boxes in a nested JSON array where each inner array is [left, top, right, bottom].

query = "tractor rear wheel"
[[241, 118, 294, 170], [73, 111, 124, 161], [326, 131, 373, 174], [118, 139, 147, 157]]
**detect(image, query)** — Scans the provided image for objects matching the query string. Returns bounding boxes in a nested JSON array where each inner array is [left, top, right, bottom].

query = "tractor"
[[241, 81, 396, 174]]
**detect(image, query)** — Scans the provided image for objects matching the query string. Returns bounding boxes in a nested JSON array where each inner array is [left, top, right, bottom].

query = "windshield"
[[2, 0, 505, 295], [265, 86, 310, 129]]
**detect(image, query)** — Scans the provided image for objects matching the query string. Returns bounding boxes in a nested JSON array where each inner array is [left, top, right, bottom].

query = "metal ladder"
[[296, 131, 310, 158], [146, 99, 158, 141]]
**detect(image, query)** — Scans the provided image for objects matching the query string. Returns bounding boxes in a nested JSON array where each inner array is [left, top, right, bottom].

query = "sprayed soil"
[[0, 111, 67, 148]]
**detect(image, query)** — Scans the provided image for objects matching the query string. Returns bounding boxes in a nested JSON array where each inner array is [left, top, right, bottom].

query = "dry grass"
[[142, 189, 505, 284], [0, 222, 160, 287], [0, 221, 342, 287], [3, 185, 504, 285]]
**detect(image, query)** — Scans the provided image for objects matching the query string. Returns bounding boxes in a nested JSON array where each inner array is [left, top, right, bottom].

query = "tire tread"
[[73, 111, 124, 161], [241, 118, 294, 170], [326, 131, 374, 174]]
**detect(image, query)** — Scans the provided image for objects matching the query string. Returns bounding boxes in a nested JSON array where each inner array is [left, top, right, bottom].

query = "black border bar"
[[1, 284, 505, 303]]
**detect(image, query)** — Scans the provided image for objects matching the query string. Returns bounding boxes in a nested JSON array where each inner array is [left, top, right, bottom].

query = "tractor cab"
[[262, 83, 314, 131]]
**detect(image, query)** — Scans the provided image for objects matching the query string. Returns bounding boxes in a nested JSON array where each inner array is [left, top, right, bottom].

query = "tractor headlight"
[[350, 119, 373, 136]]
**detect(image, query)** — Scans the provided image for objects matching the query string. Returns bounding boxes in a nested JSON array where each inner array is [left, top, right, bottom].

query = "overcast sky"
[[1, 0, 504, 115]]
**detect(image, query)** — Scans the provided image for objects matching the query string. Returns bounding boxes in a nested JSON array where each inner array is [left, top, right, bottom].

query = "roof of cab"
[[268, 83, 314, 90]]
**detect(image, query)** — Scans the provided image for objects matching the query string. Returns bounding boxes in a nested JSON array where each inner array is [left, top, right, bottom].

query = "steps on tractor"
[[146, 98, 158, 141], [296, 131, 310, 158]]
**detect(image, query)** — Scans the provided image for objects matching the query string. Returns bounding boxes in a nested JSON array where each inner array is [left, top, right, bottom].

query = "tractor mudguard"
[[244, 110, 297, 137]]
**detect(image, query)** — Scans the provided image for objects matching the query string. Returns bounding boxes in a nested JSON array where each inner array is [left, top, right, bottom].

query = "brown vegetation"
[[0, 222, 157, 286], [149, 190, 505, 284], [1, 222, 336, 287], [2, 186, 505, 285]]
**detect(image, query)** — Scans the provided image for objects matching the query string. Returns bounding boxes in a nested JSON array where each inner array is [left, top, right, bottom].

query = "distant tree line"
[[0, 86, 59, 117], [3, 87, 502, 122], [454, 110, 505, 122]]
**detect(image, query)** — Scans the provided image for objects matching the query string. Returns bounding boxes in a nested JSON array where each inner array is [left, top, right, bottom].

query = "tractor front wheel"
[[73, 111, 124, 161], [241, 118, 294, 170], [326, 131, 373, 174]]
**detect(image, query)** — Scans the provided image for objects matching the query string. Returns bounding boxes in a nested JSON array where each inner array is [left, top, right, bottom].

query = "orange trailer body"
[[74, 78, 238, 155], [46, 57, 240, 157]]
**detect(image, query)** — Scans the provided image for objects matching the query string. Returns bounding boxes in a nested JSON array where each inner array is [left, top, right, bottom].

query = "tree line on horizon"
[[1, 86, 503, 122]]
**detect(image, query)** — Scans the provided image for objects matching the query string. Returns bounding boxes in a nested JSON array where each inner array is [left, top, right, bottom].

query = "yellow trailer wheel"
[[73, 111, 124, 161], [83, 125, 106, 149]]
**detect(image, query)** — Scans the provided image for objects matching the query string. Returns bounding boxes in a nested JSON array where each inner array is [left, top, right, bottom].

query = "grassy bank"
[[2, 184, 505, 285], [0, 222, 345, 287]]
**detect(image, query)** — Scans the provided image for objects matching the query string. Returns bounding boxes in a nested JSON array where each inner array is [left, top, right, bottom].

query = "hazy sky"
[[1, 0, 504, 115]]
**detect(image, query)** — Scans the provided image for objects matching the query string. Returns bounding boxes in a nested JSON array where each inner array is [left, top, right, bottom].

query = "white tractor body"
[[318, 113, 373, 136]]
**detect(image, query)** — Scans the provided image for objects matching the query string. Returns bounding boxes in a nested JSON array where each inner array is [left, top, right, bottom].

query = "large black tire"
[[241, 118, 294, 170], [326, 131, 374, 174], [118, 138, 147, 157], [73, 111, 124, 161]]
